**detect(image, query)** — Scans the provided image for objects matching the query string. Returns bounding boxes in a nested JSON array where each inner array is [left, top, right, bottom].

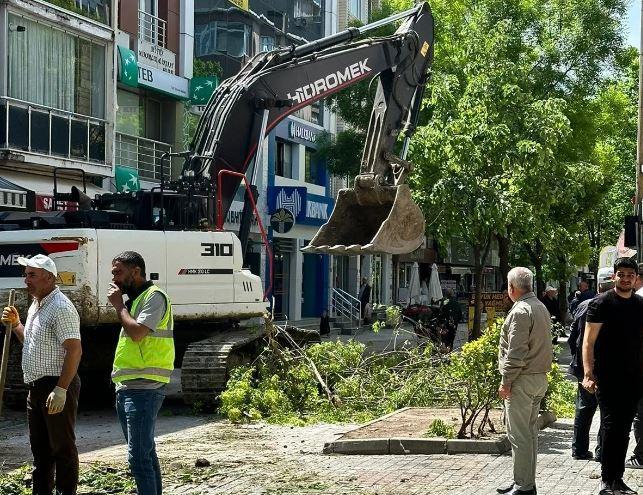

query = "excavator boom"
[[188, 3, 434, 255]]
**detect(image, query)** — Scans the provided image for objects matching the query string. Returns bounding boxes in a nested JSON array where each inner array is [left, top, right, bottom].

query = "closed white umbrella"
[[428, 263, 443, 303], [408, 262, 421, 305]]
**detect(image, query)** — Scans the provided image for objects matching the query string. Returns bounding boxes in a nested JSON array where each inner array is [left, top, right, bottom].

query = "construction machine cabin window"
[[276, 140, 293, 178]]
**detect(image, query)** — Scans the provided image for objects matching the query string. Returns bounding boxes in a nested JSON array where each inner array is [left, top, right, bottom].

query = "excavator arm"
[[187, 2, 434, 255]]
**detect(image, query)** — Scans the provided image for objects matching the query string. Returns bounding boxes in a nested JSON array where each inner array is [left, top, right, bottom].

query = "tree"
[[410, 1, 573, 339]]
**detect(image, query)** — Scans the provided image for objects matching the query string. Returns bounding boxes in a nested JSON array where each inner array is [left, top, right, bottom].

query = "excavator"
[[0, 2, 434, 406]]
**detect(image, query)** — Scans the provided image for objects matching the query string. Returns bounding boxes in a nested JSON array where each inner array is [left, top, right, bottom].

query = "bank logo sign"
[[286, 58, 372, 105], [267, 187, 335, 228]]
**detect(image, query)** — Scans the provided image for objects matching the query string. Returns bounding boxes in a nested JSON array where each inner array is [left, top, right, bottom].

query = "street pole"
[[637, 0, 643, 261]]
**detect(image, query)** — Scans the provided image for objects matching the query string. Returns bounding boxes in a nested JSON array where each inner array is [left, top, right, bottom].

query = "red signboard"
[[35, 195, 78, 212]]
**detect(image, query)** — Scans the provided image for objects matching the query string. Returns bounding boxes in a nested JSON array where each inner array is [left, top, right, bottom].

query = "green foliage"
[[425, 418, 455, 439], [0, 463, 136, 495], [544, 363, 577, 418], [439, 320, 502, 437], [0, 466, 30, 495], [193, 59, 223, 78], [385, 305, 402, 327], [44, 0, 104, 22], [314, 130, 364, 177]]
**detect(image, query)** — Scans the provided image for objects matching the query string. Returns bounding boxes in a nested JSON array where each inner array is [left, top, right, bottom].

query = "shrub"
[[439, 319, 502, 438], [425, 418, 455, 439]]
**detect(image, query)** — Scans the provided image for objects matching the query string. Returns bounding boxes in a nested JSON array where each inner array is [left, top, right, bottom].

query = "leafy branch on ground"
[[220, 318, 575, 436]]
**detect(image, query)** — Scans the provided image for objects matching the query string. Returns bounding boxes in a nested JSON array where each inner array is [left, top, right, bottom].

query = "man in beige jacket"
[[497, 267, 553, 495]]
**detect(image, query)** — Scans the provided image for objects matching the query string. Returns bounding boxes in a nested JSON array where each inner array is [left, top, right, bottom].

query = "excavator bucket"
[[301, 184, 425, 255]]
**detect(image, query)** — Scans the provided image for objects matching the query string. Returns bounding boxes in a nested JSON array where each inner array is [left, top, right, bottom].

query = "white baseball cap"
[[17, 254, 58, 277]]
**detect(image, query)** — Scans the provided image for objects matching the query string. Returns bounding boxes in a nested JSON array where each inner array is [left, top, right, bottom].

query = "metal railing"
[[0, 96, 107, 164], [115, 132, 171, 182], [331, 287, 361, 329], [138, 10, 167, 48]]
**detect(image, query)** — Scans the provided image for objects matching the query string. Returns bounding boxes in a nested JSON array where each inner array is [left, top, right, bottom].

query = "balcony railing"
[[0, 96, 107, 164], [138, 10, 167, 48], [115, 132, 171, 182]]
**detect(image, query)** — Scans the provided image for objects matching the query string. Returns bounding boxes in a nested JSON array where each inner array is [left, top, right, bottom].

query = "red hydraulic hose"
[[216, 170, 273, 301]]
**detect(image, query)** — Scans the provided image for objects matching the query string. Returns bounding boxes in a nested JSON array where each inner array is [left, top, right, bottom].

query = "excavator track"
[[181, 328, 265, 408]]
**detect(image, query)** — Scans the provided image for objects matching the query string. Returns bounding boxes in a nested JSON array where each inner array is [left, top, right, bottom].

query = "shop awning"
[[0, 177, 32, 210]]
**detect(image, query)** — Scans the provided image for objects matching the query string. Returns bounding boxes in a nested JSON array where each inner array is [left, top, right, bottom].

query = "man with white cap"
[[1, 254, 82, 495]]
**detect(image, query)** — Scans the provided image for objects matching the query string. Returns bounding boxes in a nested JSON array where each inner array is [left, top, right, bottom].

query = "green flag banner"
[[190, 77, 219, 105], [117, 46, 138, 88], [115, 166, 140, 193]]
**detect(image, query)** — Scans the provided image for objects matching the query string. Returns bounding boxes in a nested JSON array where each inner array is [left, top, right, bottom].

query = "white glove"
[[46, 386, 67, 415]]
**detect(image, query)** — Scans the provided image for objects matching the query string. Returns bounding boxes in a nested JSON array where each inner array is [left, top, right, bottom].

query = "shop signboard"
[[289, 121, 318, 143], [190, 77, 219, 114], [271, 208, 295, 233], [300, 193, 334, 226], [138, 64, 189, 99], [115, 166, 141, 193], [228, 0, 249, 10], [117, 46, 138, 88], [267, 186, 307, 221], [467, 291, 509, 330], [137, 39, 176, 74]]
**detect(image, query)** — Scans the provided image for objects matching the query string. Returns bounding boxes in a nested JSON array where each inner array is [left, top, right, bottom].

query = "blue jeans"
[[116, 389, 165, 495], [572, 383, 602, 457]]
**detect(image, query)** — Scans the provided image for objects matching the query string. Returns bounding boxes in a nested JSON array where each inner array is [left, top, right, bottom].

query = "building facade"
[[0, 0, 115, 206], [194, 0, 337, 320], [115, 0, 194, 191]]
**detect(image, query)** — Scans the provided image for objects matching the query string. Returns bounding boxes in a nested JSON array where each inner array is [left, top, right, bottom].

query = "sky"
[[628, 1, 641, 48]]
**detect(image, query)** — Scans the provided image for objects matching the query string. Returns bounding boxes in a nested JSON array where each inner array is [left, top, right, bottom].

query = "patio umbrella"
[[428, 263, 443, 303], [408, 262, 421, 305]]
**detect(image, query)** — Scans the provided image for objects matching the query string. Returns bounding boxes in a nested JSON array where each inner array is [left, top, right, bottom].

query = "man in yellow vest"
[[107, 251, 174, 495]]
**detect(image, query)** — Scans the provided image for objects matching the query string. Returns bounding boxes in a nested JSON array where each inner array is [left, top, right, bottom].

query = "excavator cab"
[[302, 184, 424, 255]]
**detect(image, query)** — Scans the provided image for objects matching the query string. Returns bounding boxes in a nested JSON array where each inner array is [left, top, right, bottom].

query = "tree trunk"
[[470, 237, 491, 341], [497, 233, 511, 283], [524, 240, 544, 297], [471, 245, 483, 341]]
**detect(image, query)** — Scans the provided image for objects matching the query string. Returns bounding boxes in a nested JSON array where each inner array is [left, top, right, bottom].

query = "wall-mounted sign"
[[289, 121, 318, 143], [115, 166, 141, 193], [189, 76, 219, 114], [228, 0, 249, 11], [117, 45, 138, 88], [268, 186, 307, 221], [138, 64, 189, 99], [137, 39, 176, 74], [271, 208, 295, 233], [301, 193, 334, 226]]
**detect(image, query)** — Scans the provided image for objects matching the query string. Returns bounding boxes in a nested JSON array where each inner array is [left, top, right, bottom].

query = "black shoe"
[[599, 481, 614, 495], [612, 479, 637, 494], [507, 488, 536, 495], [625, 456, 643, 469], [573, 451, 594, 460], [497, 483, 514, 494]]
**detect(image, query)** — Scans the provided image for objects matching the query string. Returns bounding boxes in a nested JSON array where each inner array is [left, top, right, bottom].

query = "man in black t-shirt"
[[583, 257, 643, 495]]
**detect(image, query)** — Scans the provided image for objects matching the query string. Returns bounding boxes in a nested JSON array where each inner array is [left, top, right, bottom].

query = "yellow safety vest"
[[111, 285, 174, 384]]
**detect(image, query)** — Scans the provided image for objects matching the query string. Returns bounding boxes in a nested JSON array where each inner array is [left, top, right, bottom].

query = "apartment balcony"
[[0, 96, 107, 167], [138, 10, 167, 48], [115, 132, 171, 182]]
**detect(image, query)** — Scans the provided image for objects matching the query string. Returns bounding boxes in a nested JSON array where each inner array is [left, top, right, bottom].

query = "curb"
[[323, 411, 557, 456]]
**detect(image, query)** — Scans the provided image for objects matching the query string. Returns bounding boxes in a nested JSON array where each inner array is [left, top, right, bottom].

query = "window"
[[261, 36, 275, 52], [7, 13, 106, 119], [276, 140, 292, 178], [304, 147, 324, 185], [116, 91, 144, 136], [349, 0, 361, 18], [195, 21, 250, 58]]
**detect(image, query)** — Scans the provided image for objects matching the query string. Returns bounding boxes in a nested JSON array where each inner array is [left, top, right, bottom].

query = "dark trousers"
[[572, 383, 602, 457], [632, 397, 643, 460], [27, 375, 81, 495], [596, 380, 641, 483]]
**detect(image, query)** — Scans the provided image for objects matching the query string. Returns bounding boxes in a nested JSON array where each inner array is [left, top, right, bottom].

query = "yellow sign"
[[56, 272, 76, 286], [228, 0, 248, 10]]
